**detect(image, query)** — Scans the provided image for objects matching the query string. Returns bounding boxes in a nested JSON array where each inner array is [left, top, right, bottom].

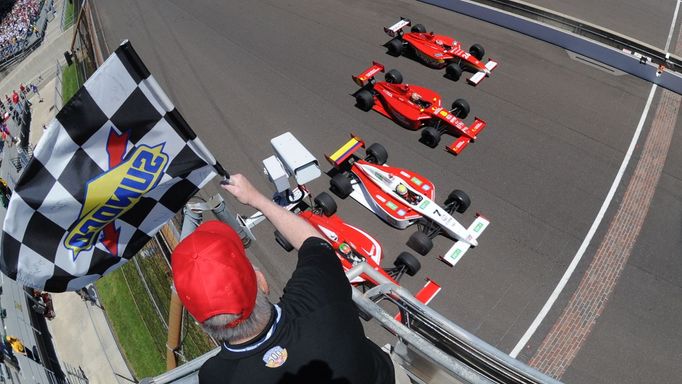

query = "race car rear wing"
[[325, 133, 366, 167], [439, 214, 490, 267], [446, 117, 487, 155], [467, 59, 499, 86], [352, 61, 385, 87], [384, 17, 411, 38]]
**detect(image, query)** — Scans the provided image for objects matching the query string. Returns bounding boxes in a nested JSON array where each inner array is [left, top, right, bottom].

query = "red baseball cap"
[[171, 221, 257, 326]]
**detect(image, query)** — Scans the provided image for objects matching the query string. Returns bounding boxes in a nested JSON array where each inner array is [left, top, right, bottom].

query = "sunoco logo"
[[64, 143, 169, 259]]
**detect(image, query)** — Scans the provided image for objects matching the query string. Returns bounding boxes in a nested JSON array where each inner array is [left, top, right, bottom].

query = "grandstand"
[[0, 0, 46, 68]]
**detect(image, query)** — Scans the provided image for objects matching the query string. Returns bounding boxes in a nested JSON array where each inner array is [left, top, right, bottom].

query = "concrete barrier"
[[419, 0, 682, 94]]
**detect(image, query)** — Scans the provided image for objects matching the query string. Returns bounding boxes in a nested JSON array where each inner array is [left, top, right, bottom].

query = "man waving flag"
[[1, 41, 225, 292]]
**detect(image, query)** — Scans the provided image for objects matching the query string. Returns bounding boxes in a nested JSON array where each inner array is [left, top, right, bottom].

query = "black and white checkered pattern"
[[1, 42, 218, 292]]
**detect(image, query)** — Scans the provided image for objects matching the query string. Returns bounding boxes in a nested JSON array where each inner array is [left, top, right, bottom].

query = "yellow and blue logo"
[[64, 143, 169, 260]]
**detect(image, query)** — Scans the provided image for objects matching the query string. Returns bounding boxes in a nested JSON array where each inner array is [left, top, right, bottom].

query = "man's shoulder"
[[198, 353, 237, 383]]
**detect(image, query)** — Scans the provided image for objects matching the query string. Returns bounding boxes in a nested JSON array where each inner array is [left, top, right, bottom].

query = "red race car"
[[352, 61, 487, 155], [384, 17, 499, 86], [273, 190, 441, 304]]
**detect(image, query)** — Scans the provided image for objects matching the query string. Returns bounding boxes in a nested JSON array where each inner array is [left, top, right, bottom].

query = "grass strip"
[[96, 244, 216, 378], [96, 264, 166, 379], [61, 63, 81, 103]]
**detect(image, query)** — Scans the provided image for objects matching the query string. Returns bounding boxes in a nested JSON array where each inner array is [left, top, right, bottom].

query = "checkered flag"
[[1, 41, 224, 292]]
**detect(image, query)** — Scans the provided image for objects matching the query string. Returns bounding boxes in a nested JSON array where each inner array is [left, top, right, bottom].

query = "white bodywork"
[[468, 59, 499, 85], [441, 215, 490, 267], [352, 163, 479, 247], [384, 18, 411, 38]]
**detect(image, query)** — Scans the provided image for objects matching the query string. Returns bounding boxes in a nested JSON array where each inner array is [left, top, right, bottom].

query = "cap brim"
[[196, 220, 239, 239]]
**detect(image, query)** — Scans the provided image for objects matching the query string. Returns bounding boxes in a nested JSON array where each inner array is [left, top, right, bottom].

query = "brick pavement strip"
[[527, 88, 681, 378]]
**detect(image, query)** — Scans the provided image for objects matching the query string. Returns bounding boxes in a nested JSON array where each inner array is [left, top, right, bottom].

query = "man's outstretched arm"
[[221, 174, 319, 250]]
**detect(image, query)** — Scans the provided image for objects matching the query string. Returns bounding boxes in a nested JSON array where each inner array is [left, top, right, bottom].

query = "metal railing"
[[348, 263, 561, 384], [139, 260, 561, 384]]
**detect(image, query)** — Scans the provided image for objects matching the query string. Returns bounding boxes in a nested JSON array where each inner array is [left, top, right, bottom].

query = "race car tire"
[[274, 230, 294, 252], [366, 143, 388, 165], [445, 189, 471, 214], [386, 38, 404, 56], [469, 43, 485, 61], [411, 24, 426, 33], [420, 126, 441, 148], [330, 173, 354, 199], [451, 98, 470, 119], [395, 251, 421, 276], [314, 192, 337, 217], [445, 63, 462, 81], [355, 90, 374, 112], [385, 69, 403, 84], [407, 231, 433, 255]]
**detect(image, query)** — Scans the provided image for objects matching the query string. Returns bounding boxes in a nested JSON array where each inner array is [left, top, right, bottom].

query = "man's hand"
[[220, 174, 266, 208], [220, 173, 320, 250]]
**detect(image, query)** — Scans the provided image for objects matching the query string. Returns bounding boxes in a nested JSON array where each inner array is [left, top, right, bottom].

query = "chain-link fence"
[[61, 0, 77, 30], [54, 60, 63, 111], [121, 231, 218, 365], [69, 0, 95, 90]]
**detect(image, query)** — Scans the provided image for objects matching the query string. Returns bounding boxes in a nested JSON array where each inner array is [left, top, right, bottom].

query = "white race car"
[[325, 134, 489, 266]]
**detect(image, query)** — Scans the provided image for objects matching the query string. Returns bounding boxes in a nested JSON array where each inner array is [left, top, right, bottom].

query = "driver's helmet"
[[338, 242, 352, 256], [396, 183, 408, 197], [410, 92, 422, 102]]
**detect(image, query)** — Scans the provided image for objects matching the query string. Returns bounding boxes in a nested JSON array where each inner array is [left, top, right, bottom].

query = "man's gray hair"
[[201, 291, 273, 344]]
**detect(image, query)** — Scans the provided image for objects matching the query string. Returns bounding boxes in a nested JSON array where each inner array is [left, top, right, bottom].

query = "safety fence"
[[54, 60, 63, 111], [61, 0, 76, 31], [62, 362, 89, 384], [69, 0, 96, 92], [118, 229, 218, 366]]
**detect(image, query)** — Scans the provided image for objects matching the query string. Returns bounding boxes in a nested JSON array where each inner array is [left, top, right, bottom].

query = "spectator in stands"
[[0, 177, 11, 208], [171, 174, 395, 384], [0, 0, 42, 61], [5, 336, 24, 354]]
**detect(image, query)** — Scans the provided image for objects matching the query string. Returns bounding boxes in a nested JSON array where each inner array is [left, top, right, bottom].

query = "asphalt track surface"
[[90, 0, 681, 382]]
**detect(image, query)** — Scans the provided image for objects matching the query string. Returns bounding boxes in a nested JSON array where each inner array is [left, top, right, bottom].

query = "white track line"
[[509, 84, 657, 358], [510, 0, 681, 358], [665, 0, 681, 52]]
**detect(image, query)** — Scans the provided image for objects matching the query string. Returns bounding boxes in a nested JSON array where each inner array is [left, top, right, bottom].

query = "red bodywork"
[[403, 32, 487, 72], [300, 209, 386, 284], [297, 207, 440, 305], [353, 62, 487, 155]]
